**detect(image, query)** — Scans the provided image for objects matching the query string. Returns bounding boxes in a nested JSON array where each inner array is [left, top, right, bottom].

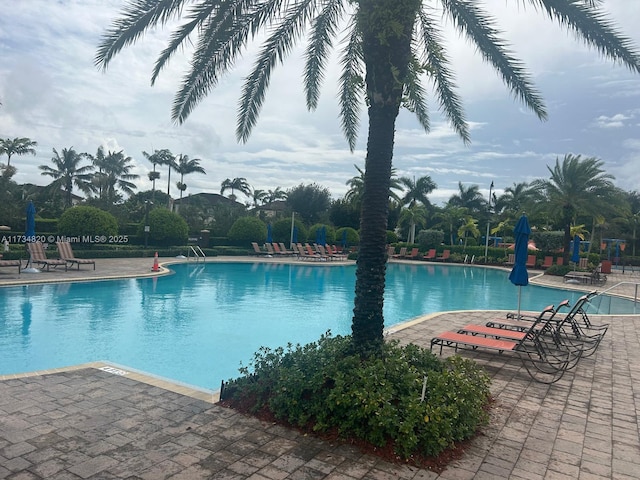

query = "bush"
[[228, 216, 267, 246], [416, 229, 444, 249], [58, 206, 118, 237], [386, 230, 398, 244], [142, 208, 188, 246], [221, 334, 491, 461], [545, 264, 573, 276], [335, 227, 360, 246], [308, 223, 335, 244]]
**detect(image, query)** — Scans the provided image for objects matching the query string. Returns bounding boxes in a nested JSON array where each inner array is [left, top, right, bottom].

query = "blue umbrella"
[[321, 226, 327, 246], [266, 223, 272, 244], [292, 226, 298, 244], [315, 227, 322, 245], [571, 235, 581, 264], [25, 201, 36, 239], [509, 214, 531, 319], [341, 229, 348, 248]]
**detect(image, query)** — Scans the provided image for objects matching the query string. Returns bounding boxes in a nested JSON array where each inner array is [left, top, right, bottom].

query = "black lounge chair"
[[431, 305, 581, 384]]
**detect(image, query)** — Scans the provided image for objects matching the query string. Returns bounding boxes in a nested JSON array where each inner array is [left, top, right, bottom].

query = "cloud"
[[595, 114, 633, 129]]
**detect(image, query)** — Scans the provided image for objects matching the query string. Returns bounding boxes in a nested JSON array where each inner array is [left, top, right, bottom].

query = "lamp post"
[[484, 181, 494, 263], [144, 200, 153, 248]]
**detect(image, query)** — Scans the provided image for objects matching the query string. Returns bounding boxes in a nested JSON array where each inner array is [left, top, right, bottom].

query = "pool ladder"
[[188, 245, 206, 262], [589, 281, 640, 314]]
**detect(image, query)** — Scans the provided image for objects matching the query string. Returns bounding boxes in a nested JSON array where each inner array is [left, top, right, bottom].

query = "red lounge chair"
[[526, 255, 536, 268], [435, 249, 450, 261], [423, 249, 436, 261], [404, 247, 419, 259], [541, 256, 553, 269]]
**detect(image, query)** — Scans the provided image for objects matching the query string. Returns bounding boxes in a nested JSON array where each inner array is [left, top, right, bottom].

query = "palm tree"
[[264, 187, 287, 204], [39, 147, 94, 209], [142, 149, 171, 195], [448, 182, 486, 216], [398, 175, 437, 243], [531, 154, 616, 264], [399, 204, 427, 244], [345, 165, 402, 211], [221, 177, 251, 202], [175, 154, 206, 200], [251, 188, 267, 207], [96, 0, 640, 355], [0, 137, 38, 167], [434, 204, 468, 246], [99, 150, 139, 203], [494, 182, 535, 219], [457, 216, 480, 250]]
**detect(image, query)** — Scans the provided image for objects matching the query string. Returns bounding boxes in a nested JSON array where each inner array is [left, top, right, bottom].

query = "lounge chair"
[[526, 255, 537, 268], [265, 243, 275, 255], [404, 247, 419, 259], [504, 253, 515, 266], [578, 257, 589, 269], [392, 247, 407, 258], [271, 243, 289, 256], [423, 249, 436, 261], [56, 241, 95, 270], [431, 305, 579, 384], [556, 257, 563, 266], [27, 241, 67, 271], [387, 245, 396, 258], [435, 249, 450, 262], [251, 242, 269, 256], [541, 256, 553, 269], [487, 293, 606, 358], [0, 257, 21, 273]]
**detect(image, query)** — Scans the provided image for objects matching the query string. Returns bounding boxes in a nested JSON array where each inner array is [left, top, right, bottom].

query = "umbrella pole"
[[517, 286, 522, 320]]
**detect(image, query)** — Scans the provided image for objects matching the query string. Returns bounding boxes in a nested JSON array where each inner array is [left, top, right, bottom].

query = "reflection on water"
[[0, 262, 635, 389]]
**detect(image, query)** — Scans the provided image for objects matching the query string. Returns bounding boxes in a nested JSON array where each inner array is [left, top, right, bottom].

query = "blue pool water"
[[0, 262, 633, 389]]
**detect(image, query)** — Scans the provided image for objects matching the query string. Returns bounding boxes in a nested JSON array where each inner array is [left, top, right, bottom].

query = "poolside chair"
[[0, 258, 21, 273], [504, 254, 515, 266], [27, 241, 67, 271], [392, 247, 407, 258], [278, 243, 295, 256], [265, 243, 275, 256], [423, 249, 437, 261], [526, 255, 537, 268], [435, 249, 450, 262], [431, 305, 579, 384], [541, 256, 553, 269], [271, 243, 289, 256], [251, 242, 269, 256], [56, 241, 95, 270], [387, 245, 396, 258], [556, 257, 564, 266], [404, 247, 420, 260]]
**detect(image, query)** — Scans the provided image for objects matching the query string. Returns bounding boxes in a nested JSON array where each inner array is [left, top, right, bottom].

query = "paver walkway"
[[1, 257, 640, 479]]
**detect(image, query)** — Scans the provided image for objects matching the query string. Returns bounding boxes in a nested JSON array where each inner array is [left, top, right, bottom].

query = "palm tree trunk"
[[351, 0, 417, 356]]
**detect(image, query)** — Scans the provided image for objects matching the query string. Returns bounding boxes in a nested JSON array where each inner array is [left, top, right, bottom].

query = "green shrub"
[[386, 230, 398, 244], [545, 264, 573, 276], [335, 227, 359, 246], [228, 216, 267, 245], [221, 334, 490, 460], [416, 229, 444, 249], [308, 223, 335, 244], [58, 206, 118, 237], [141, 208, 188, 246]]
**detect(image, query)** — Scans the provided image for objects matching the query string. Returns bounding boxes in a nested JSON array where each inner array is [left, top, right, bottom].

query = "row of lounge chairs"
[[388, 246, 451, 262], [0, 241, 96, 273], [252, 242, 347, 261], [430, 292, 606, 384]]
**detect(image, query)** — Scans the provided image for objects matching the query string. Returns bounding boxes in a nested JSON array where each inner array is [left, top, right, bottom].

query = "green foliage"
[[386, 230, 398, 244], [416, 229, 444, 248], [286, 183, 331, 224], [308, 223, 335, 244], [142, 208, 188, 246], [222, 334, 490, 459], [58, 206, 118, 237], [531, 231, 564, 252], [228, 216, 267, 245], [545, 264, 573, 276], [335, 227, 360, 246]]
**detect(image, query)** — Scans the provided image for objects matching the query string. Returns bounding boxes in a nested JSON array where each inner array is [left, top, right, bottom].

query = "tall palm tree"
[[434, 204, 468, 246], [142, 149, 171, 195], [39, 147, 94, 209], [494, 182, 534, 219], [448, 182, 486, 216], [0, 137, 38, 167], [99, 150, 139, 203], [96, 0, 640, 355], [399, 204, 427, 244], [457, 216, 480, 250], [531, 154, 616, 264], [398, 175, 437, 243], [175, 154, 206, 199], [251, 188, 267, 207], [221, 177, 251, 201], [345, 164, 402, 211], [264, 187, 287, 204]]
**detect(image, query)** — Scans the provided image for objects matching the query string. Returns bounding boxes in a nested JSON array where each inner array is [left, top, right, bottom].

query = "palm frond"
[[442, 0, 547, 120], [151, 1, 217, 85], [172, 0, 272, 123], [532, 0, 640, 73], [95, 0, 185, 70], [417, 8, 469, 143], [402, 55, 430, 134], [338, 21, 364, 152], [237, 0, 315, 143], [304, 0, 344, 110]]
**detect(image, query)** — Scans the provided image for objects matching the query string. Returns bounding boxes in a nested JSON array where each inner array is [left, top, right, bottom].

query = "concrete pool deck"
[[1, 256, 639, 479]]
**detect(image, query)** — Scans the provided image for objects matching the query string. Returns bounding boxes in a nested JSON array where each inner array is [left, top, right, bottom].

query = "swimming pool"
[[0, 262, 632, 389]]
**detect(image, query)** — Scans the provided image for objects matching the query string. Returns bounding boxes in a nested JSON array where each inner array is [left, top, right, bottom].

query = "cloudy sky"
[[1, 0, 639, 206]]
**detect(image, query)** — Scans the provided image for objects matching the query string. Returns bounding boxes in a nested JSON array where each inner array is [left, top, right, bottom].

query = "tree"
[[0, 137, 37, 167], [448, 182, 486, 217], [264, 187, 287, 203], [251, 188, 267, 207], [221, 177, 251, 201], [457, 216, 480, 250], [142, 149, 173, 196], [97, 0, 640, 355], [531, 154, 616, 264], [152, 149, 177, 197], [39, 147, 94, 209], [494, 182, 534, 219], [175, 154, 206, 200], [399, 205, 427, 244], [95, 150, 139, 204], [433, 204, 468, 246], [286, 183, 331, 225], [398, 175, 436, 243]]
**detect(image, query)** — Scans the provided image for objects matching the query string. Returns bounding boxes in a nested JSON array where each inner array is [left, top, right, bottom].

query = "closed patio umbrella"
[[24, 201, 40, 273], [571, 235, 581, 265], [508, 214, 531, 319]]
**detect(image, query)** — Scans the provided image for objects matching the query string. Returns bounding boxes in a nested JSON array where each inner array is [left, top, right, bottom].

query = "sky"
[[1, 0, 639, 207]]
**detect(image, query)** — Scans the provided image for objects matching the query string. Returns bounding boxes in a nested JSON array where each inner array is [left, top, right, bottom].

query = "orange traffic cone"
[[151, 252, 160, 272]]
